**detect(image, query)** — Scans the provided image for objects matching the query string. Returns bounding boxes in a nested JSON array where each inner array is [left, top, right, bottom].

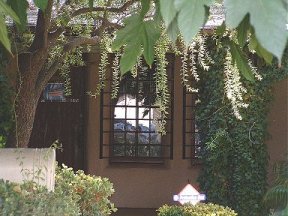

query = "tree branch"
[[35, 36, 100, 96], [29, 0, 54, 52], [72, 0, 139, 17]]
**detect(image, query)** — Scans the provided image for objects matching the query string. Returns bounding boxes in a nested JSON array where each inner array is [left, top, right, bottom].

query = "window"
[[183, 87, 201, 163], [100, 55, 174, 163]]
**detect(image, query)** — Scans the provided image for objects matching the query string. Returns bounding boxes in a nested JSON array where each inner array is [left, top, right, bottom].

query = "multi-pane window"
[[100, 55, 174, 163], [183, 87, 201, 163]]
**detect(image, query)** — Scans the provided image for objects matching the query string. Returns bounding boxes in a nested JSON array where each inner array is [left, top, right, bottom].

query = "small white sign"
[[173, 184, 206, 205]]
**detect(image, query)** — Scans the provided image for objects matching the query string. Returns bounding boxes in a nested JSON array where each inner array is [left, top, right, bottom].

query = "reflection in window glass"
[[113, 94, 162, 158], [100, 54, 174, 161]]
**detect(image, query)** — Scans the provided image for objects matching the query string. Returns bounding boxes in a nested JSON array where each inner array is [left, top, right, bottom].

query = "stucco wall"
[[85, 54, 201, 208], [85, 53, 287, 209], [266, 78, 288, 182]]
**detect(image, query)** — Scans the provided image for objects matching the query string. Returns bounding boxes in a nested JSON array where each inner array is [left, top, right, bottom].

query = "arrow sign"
[[173, 184, 206, 205]]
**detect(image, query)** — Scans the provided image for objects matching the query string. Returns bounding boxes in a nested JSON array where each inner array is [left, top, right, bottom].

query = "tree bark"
[[6, 53, 40, 148]]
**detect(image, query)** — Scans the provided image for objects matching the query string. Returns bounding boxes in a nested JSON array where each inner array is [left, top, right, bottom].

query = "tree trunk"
[[6, 53, 40, 148]]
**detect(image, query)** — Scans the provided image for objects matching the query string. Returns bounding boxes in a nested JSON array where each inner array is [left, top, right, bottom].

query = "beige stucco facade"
[[266, 78, 288, 182], [84, 53, 288, 212]]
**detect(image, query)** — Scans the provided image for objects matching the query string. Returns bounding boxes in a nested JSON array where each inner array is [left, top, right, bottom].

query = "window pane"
[[126, 120, 136, 131], [138, 145, 149, 157], [150, 133, 161, 144], [138, 133, 149, 144], [114, 107, 125, 119], [114, 132, 125, 144], [150, 146, 161, 157], [113, 145, 125, 156], [126, 133, 136, 144], [125, 145, 136, 157], [138, 108, 150, 119]]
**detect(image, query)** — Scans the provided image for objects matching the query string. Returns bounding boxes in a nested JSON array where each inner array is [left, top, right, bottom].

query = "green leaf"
[[0, 0, 20, 23], [33, 0, 48, 11], [140, 0, 150, 18], [112, 15, 161, 73], [249, 33, 273, 64], [0, 16, 11, 52], [159, 0, 177, 28], [229, 41, 255, 82], [224, 0, 288, 60], [236, 14, 250, 47], [7, 0, 28, 31], [166, 17, 180, 42], [112, 15, 141, 51], [142, 21, 161, 65], [89, 0, 93, 8], [120, 42, 142, 75], [174, 0, 213, 44]]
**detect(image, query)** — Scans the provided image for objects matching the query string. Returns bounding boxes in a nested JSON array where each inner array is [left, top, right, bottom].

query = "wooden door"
[[29, 67, 87, 171]]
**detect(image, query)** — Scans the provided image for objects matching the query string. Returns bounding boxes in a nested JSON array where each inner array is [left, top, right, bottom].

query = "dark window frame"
[[100, 54, 174, 164], [183, 86, 201, 164]]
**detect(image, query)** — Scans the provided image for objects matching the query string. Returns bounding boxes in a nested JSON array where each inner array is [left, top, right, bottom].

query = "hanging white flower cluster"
[[181, 34, 214, 93], [154, 34, 170, 134], [111, 52, 121, 99], [224, 51, 249, 120]]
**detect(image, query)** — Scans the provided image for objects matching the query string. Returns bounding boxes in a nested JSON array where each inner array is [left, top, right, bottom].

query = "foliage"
[[224, 0, 287, 60], [157, 203, 237, 216], [56, 165, 117, 216], [0, 180, 80, 216], [263, 161, 288, 215], [111, 0, 287, 77], [0, 0, 20, 52], [196, 38, 288, 216], [0, 165, 116, 216]]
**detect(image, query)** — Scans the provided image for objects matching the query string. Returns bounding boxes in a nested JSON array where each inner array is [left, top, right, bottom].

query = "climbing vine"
[[196, 37, 288, 216]]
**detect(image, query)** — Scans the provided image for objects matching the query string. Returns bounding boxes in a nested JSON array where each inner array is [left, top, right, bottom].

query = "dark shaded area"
[[29, 67, 87, 171]]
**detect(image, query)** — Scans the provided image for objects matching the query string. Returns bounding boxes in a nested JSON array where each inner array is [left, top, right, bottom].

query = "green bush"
[[157, 203, 237, 216], [0, 180, 80, 215], [56, 165, 117, 216], [0, 165, 116, 216]]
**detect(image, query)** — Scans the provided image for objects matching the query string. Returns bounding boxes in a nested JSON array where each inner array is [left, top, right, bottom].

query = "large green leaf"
[[229, 41, 255, 82], [142, 21, 161, 65], [174, 0, 213, 44], [249, 33, 273, 64], [120, 42, 142, 75], [112, 15, 161, 74], [224, 0, 288, 60], [0, 0, 21, 53], [0, 0, 20, 23], [7, 0, 28, 31], [159, 0, 177, 28], [159, 0, 179, 42], [112, 15, 141, 51], [33, 0, 48, 11], [0, 17, 11, 52], [140, 0, 150, 18], [166, 17, 180, 42], [236, 15, 250, 48]]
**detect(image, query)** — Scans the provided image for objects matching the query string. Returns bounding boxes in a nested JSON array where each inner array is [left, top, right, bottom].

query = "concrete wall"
[[84, 53, 288, 210]]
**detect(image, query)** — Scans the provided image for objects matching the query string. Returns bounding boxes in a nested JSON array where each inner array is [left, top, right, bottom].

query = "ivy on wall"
[[196, 38, 288, 216]]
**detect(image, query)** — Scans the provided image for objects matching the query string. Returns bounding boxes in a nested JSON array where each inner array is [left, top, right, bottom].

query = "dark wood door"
[[29, 67, 87, 171]]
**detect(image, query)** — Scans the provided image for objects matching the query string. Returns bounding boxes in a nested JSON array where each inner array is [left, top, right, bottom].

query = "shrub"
[[157, 203, 237, 216], [0, 165, 116, 216], [56, 165, 117, 216], [0, 180, 80, 216]]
